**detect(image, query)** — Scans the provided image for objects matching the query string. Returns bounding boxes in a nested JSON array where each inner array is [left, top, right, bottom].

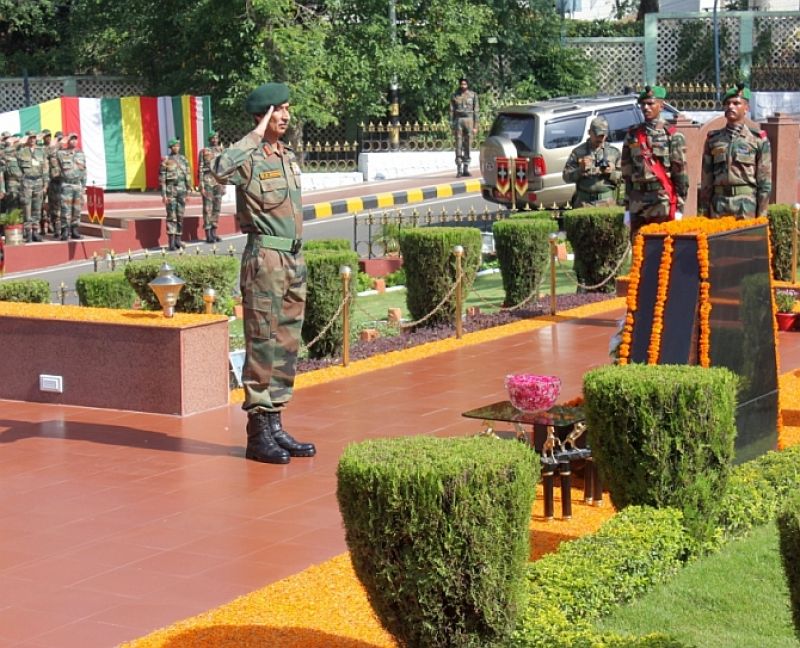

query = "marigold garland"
[[696, 233, 712, 367], [618, 233, 646, 365], [647, 235, 674, 364]]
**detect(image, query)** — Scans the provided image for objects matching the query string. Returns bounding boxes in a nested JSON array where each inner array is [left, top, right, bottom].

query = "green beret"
[[208, 131, 218, 140], [244, 82, 290, 114], [638, 85, 667, 101], [723, 83, 751, 102], [168, 137, 180, 147]]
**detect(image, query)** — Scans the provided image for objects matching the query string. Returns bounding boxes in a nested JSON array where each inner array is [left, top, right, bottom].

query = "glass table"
[[462, 401, 603, 520]]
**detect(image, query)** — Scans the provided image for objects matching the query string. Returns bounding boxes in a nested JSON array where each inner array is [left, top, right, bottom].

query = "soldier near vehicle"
[[621, 85, 688, 240], [450, 77, 479, 178], [47, 131, 64, 239], [17, 130, 49, 243], [56, 133, 87, 240], [212, 81, 316, 465], [699, 83, 772, 219], [198, 131, 225, 243], [562, 116, 622, 208], [159, 137, 192, 251]]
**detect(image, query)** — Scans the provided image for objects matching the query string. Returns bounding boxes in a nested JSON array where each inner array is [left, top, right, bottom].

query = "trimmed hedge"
[[303, 248, 359, 359], [562, 206, 628, 293], [778, 490, 800, 641], [337, 435, 537, 647], [124, 255, 239, 315], [492, 218, 557, 306], [75, 271, 136, 309], [583, 364, 738, 547], [768, 203, 794, 281], [0, 278, 51, 303], [399, 227, 481, 326], [304, 238, 351, 253]]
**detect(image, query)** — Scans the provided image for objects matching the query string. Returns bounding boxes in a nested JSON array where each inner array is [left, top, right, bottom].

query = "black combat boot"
[[31, 231, 43, 242], [462, 164, 471, 177], [456, 165, 463, 178], [205, 228, 214, 244], [23, 230, 32, 243], [211, 226, 222, 243], [70, 224, 82, 240], [245, 412, 291, 464], [267, 411, 316, 457]]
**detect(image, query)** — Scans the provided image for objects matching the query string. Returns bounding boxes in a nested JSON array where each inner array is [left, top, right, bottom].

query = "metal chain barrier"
[[467, 257, 551, 312], [398, 273, 464, 329], [556, 241, 631, 292], [301, 292, 352, 351]]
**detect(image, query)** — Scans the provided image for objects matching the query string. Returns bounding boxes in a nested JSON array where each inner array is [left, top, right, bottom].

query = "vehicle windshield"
[[489, 114, 535, 152]]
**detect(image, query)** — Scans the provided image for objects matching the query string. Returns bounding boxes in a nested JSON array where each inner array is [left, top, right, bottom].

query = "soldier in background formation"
[[17, 130, 48, 242], [621, 85, 688, 240], [47, 131, 64, 238], [56, 133, 86, 240], [198, 131, 225, 243], [4, 134, 22, 219], [449, 77, 479, 178], [159, 137, 191, 251], [562, 116, 622, 208], [699, 83, 771, 219]]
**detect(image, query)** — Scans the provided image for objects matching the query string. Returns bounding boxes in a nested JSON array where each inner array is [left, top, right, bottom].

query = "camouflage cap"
[[723, 82, 751, 102], [24, 130, 37, 138], [41, 129, 51, 136], [67, 132, 79, 140], [0, 131, 10, 139], [244, 82, 290, 114], [589, 116, 609, 136], [54, 130, 63, 138], [168, 137, 180, 146], [638, 85, 667, 101]]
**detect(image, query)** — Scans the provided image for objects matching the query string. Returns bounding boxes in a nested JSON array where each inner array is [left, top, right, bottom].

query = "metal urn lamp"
[[148, 263, 185, 318]]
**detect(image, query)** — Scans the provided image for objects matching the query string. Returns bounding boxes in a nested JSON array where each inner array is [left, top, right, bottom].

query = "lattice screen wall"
[[0, 77, 146, 113], [752, 14, 800, 88], [568, 38, 645, 94]]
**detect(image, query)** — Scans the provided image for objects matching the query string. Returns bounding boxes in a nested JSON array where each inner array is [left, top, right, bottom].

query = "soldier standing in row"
[[212, 81, 316, 465], [198, 131, 225, 243], [562, 116, 622, 208], [56, 133, 86, 240], [4, 135, 22, 216], [38, 130, 53, 235], [47, 131, 64, 239], [0, 132, 10, 210], [450, 77, 479, 178], [17, 131, 48, 243], [159, 137, 191, 251], [699, 83, 772, 219], [621, 85, 688, 240]]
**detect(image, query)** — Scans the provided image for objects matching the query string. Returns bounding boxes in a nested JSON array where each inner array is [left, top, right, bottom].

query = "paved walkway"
[[0, 301, 797, 647]]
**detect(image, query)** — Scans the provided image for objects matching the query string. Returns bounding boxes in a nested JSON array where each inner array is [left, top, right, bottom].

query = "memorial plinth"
[[0, 303, 230, 415], [619, 217, 778, 461]]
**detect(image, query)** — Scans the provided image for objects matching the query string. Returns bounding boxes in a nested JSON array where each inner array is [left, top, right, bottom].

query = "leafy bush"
[[303, 249, 359, 359], [338, 435, 537, 648], [0, 278, 50, 303], [75, 271, 136, 309], [777, 490, 800, 641], [384, 267, 406, 287], [304, 238, 352, 253], [767, 203, 793, 281], [511, 506, 690, 647], [124, 255, 239, 314], [583, 364, 738, 547], [493, 218, 557, 306], [399, 227, 481, 325], [562, 207, 628, 293], [355, 271, 373, 293]]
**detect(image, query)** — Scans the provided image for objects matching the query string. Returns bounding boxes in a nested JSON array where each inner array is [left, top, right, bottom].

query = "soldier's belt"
[[714, 185, 754, 197], [578, 189, 614, 201], [248, 233, 303, 254], [632, 181, 663, 192], [453, 112, 471, 118]]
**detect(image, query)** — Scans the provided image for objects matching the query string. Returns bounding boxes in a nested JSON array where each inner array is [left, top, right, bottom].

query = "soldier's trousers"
[[164, 186, 186, 236], [202, 185, 224, 229], [60, 183, 83, 229], [3, 182, 20, 214], [453, 117, 474, 166], [240, 243, 307, 413], [49, 180, 63, 232], [20, 177, 45, 235]]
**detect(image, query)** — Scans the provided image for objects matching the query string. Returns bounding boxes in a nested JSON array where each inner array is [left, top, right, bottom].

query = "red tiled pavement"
[[0, 308, 796, 647]]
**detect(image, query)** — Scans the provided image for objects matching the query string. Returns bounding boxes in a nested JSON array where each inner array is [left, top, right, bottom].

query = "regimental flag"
[[514, 157, 528, 197], [95, 186, 106, 224], [496, 157, 511, 196], [0, 95, 212, 191], [87, 186, 97, 223]]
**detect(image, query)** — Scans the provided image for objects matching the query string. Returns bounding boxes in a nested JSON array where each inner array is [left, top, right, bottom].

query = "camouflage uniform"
[[17, 135, 48, 242], [198, 137, 225, 242], [699, 124, 771, 220], [212, 130, 305, 414], [621, 120, 688, 238], [562, 141, 621, 208], [450, 81, 479, 177], [56, 142, 87, 240], [158, 145, 191, 248], [47, 136, 64, 237], [4, 141, 22, 215]]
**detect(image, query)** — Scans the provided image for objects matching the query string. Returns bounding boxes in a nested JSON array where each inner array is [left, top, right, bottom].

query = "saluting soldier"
[[621, 85, 688, 240], [562, 116, 622, 208], [159, 138, 191, 250], [212, 81, 315, 465], [4, 134, 23, 215], [450, 77, 479, 178], [17, 131, 48, 243], [56, 133, 87, 240], [47, 131, 65, 239], [198, 131, 225, 243], [699, 83, 771, 219], [38, 130, 53, 235]]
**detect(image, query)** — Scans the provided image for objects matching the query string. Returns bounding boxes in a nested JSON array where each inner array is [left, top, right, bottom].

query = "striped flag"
[[0, 95, 212, 190]]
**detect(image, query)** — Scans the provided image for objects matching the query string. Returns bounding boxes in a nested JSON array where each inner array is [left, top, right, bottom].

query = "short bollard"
[[558, 457, 572, 520], [340, 265, 352, 367], [541, 457, 556, 521]]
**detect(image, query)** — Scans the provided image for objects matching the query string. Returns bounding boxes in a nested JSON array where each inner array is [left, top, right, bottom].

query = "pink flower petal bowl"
[[505, 374, 561, 413]]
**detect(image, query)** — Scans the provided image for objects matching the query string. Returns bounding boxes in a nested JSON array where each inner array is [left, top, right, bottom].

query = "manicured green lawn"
[[595, 523, 796, 647]]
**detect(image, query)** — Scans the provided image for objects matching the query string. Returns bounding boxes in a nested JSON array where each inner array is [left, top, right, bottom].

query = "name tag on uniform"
[[259, 170, 282, 180]]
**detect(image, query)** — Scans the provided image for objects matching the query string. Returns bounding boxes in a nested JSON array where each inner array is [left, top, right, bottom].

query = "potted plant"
[[775, 290, 797, 332], [0, 209, 24, 246]]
